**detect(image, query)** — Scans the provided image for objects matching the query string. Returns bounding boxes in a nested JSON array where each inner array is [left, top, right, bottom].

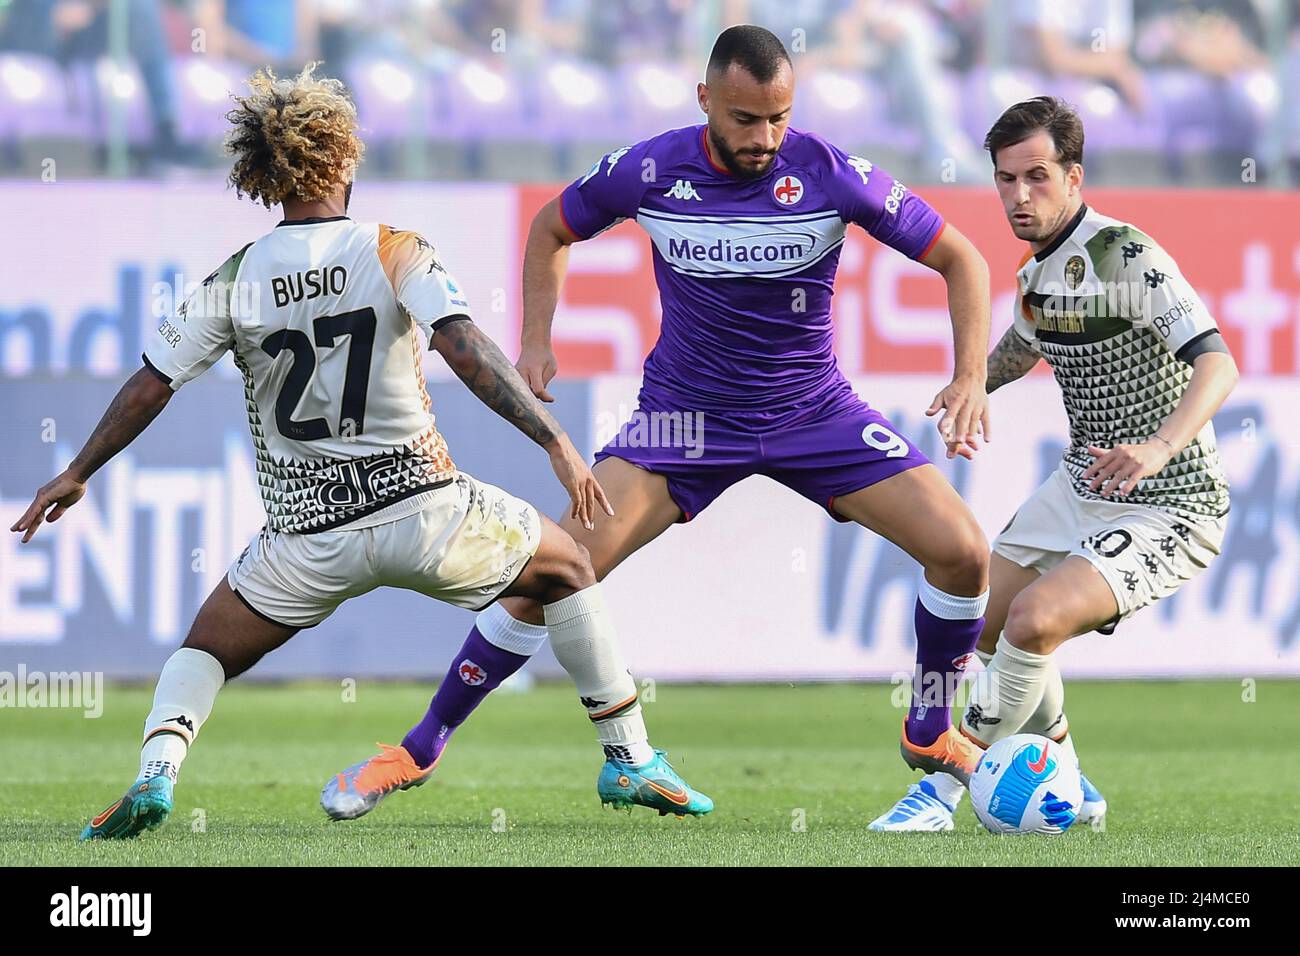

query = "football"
[[970, 734, 1084, 835]]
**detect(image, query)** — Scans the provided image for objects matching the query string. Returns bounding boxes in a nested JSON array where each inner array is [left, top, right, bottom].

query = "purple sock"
[[401, 626, 530, 767], [904, 587, 984, 747]]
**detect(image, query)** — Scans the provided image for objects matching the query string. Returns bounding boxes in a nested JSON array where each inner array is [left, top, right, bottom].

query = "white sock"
[[1022, 655, 1069, 741], [1053, 732, 1080, 771], [475, 601, 549, 656], [960, 637, 1051, 747], [922, 772, 966, 808], [139, 648, 225, 783], [544, 585, 654, 766]]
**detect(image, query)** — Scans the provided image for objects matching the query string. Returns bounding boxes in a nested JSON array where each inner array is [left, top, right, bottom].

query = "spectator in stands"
[[191, 0, 320, 68], [822, 0, 986, 179], [3, 0, 203, 166], [1009, 0, 1147, 112], [1134, 0, 1267, 79], [1134, 0, 1271, 178], [722, 0, 840, 67]]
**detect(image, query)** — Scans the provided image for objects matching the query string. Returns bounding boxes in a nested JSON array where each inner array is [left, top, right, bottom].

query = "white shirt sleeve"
[[142, 252, 242, 389]]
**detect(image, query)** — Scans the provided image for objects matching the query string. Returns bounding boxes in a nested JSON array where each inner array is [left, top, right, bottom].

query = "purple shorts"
[[593, 398, 931, 522]]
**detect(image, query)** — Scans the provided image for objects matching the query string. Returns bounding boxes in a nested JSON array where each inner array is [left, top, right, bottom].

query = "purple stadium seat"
[[346, 58, 435, 143], [795, 68, 887, 146], [437, 57, 530, 140], [613, 61, 703, 142], [1148, 68, 1266, 158], [0, 54, 85, 139], [1056, 77, 1162, 153], [536, 59, 617, 140], [68, 57, 153, 145], [171, 57, 243, 142]]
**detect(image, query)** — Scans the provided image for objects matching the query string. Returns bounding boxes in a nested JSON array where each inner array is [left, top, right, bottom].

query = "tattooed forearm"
[[67, 367, 173, 481], [986, 326, 1042, 394], [433, 319, 561, 446]]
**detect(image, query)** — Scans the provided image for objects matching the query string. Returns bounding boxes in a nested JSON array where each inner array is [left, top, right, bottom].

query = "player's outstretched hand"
[[10, 470, 87, 543], [546, 433, 614, 531], [517, 343, 558, 403], [926, 376, 991, 461], [1083, 441, 1173, 497]]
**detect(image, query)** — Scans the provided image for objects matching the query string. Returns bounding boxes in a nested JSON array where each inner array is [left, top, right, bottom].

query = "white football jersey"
[[1011, 204, 1228, 519], [144, 216, 470, 533]]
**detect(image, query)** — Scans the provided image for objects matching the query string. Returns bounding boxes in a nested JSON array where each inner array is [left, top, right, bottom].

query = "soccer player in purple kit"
[[331, 24, 995, 821]]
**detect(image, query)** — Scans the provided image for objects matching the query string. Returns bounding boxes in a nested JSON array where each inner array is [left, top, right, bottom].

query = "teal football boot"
[[79, 775, 174, 841], [597, 750, 713, 817]]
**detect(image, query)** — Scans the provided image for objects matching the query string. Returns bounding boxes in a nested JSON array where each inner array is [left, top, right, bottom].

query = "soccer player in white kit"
[[10, 65, 709, 840], [870, 97, 1239, 831]]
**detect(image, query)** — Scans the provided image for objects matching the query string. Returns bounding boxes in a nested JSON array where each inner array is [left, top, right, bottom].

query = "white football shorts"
[[992, 463, 1227, 626], [228, 472, 543, 628]]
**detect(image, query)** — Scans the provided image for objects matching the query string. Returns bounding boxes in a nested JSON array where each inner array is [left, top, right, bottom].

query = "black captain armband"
[[426, 313, 472, 348], [1174, 330, 1230, 366]]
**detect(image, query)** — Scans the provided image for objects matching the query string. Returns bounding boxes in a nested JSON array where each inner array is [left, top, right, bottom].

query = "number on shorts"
[[1088, 528, 1133, 558], [261, 308, 377, 440], [861, 423, 909, 459]]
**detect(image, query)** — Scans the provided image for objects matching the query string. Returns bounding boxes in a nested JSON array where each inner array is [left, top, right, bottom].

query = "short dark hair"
[[707, 25, 791, 83], [984, 96, 1085, 168]]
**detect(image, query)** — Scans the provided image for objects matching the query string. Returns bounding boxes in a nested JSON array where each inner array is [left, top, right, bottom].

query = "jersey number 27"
[[260, 308, 376, 441]]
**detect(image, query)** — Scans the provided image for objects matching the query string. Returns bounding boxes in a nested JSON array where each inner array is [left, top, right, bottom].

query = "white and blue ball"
[[969, 734, 1083, 835]]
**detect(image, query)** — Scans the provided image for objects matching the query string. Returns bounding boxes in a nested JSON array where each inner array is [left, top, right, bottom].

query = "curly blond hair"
[[225, 64, 364, 208]]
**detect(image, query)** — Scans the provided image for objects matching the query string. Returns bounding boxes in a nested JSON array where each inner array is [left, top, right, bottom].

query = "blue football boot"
[[80, 775, 174, 841], [597, 750, 713, 817]]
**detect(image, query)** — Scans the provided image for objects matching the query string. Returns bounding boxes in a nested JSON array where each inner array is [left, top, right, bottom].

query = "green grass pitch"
[[2, 680, 1297, 866]]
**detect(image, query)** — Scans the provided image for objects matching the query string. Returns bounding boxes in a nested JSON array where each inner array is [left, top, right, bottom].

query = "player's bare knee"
[[568, 540, 597, 590], [1002, 596, 1059, 654], [927, 529, 989, 596], [539, 539, 595, 602]]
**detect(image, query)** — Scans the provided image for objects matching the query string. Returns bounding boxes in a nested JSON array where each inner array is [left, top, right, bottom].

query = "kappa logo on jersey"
[[847, 155, 873, 184], [578, 146, 631, 187], [458, 659, 487, 686], [772, 175, 804, 206], [605, 145, 631, 175], [663, 179, 702, 201]]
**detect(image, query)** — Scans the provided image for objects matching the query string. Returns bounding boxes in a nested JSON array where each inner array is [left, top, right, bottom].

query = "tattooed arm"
[[432, 318, 562, 445], [11, 366, 173, 542], [431, 318, 612, 529], [986, 325, 1042, 394]]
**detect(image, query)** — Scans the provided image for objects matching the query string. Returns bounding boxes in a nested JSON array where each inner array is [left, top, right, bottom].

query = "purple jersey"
[[561, 125, 945, 429]]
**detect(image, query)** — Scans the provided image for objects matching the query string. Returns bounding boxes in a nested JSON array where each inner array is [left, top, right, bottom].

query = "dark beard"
[[707, 127, 775, 181]]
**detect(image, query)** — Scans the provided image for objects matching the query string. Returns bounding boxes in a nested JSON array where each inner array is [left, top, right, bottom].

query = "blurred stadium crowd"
[[0, 0, 1296, 184]]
